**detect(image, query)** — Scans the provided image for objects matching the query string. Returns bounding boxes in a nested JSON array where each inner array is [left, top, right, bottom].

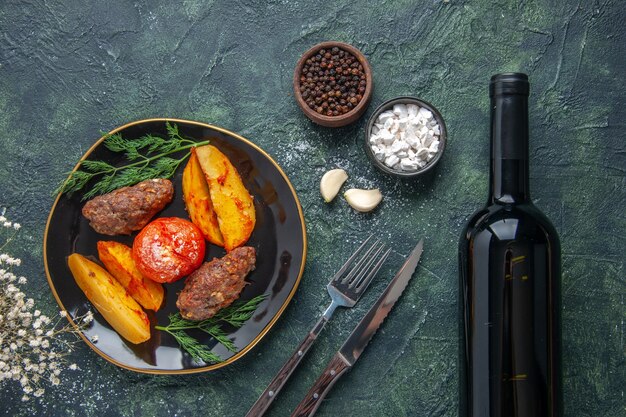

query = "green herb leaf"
[[155, 294, 267, 363], [80, 160, 115, 173], [54, 123, 208, 200], [203, 324, 237, 353], [169, 330, 222, 364]]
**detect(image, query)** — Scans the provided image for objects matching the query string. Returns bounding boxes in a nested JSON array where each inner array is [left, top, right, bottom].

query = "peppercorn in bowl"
[[294, 41, 373, 127]]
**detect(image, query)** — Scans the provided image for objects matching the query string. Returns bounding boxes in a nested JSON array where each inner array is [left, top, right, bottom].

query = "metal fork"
[[246, 235, 391, 417]]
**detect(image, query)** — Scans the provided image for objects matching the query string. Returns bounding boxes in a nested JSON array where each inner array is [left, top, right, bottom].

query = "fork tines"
[[331, 235, 391, 293]]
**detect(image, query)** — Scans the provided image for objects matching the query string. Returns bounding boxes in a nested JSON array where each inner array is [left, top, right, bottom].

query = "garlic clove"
[[320, 169, 348, 202], [344, 188, 383, 212]]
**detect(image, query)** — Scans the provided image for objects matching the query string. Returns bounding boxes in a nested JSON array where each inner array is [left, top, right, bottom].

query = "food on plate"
[[177, 246, 256, 321], [320, 168, 348, 202], [133, 217, 205, 283], [97, 241, 164, 311], [67, 253, 151, 344], [82, 178, 174, 235], [182, 149, 225, 246], [344, 188, 383, 212], [55, 122, 210, 200], [194, 145, 256, 251]]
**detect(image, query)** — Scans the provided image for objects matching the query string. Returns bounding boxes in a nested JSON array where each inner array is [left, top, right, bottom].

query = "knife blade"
[[290, 239, 424, 417]]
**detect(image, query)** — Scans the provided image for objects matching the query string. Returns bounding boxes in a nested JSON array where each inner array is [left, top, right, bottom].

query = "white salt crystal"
[[378, 111, 394, 124], [400, 158, 419, 170], [392, 104, 408, 118], [384, 154, 400, 168]]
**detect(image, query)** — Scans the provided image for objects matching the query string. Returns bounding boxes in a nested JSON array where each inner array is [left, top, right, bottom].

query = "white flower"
[[0, 211, 86, 399], [82, 311, 94, 324]]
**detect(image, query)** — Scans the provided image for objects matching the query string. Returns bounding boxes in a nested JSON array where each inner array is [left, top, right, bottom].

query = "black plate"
[[44, 118, 306, 374]]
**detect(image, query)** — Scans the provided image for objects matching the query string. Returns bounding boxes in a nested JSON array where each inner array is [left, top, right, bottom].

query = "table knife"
[[290, 239, 424, 417]]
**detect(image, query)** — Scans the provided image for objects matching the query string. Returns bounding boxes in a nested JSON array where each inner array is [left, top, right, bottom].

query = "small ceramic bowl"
[[364, 96, 447, 178], [293, 41, 373, 127]]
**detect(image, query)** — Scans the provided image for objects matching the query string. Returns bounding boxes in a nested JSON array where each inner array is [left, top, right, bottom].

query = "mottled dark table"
[[1, 1, 624, 416]]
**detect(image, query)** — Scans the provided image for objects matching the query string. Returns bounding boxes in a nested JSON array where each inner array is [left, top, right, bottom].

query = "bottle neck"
[[489, 93, 530, 204]]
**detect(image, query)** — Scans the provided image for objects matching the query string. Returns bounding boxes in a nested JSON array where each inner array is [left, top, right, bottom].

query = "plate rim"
[[43, 117, 307, 375]]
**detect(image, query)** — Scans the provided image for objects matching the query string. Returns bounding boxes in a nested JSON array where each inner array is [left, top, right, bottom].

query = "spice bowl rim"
[[364, 96, 447, 178], [293, 41, 373, 128]]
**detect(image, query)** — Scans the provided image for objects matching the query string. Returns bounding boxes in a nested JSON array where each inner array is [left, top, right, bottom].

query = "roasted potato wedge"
[[195, 144, 256, 251], [97, 241, 164, 311], [182, 149, 225, 246], [67, 253, 151, 344]]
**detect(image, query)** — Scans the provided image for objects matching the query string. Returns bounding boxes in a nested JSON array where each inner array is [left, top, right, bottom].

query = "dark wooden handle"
[[246, 317, 327, 417], [290, 353, 351, 417]]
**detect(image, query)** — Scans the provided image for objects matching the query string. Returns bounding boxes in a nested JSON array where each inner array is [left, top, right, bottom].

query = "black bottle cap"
[[490, 73, 529, 96]]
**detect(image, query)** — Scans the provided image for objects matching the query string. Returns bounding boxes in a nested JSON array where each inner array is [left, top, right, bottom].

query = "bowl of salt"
[[364, 96, 447, 178]]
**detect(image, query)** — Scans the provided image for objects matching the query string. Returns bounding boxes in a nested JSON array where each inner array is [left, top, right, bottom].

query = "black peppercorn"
[[299, 46, 367, 116]]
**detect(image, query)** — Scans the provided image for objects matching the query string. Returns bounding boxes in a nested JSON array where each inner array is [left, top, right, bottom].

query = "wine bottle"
[[458, 73, 562, 417]]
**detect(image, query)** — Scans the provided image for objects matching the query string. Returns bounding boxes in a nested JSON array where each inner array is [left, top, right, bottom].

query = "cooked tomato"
[[133, 217, 206, 283]]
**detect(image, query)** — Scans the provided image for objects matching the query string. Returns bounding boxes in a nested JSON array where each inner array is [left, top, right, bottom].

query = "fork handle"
[[246, 316, 328, 417], [290, 352, 351, 417]]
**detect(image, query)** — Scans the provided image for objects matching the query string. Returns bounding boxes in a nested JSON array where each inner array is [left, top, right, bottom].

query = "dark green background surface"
[[1, 0, 624, 416]]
